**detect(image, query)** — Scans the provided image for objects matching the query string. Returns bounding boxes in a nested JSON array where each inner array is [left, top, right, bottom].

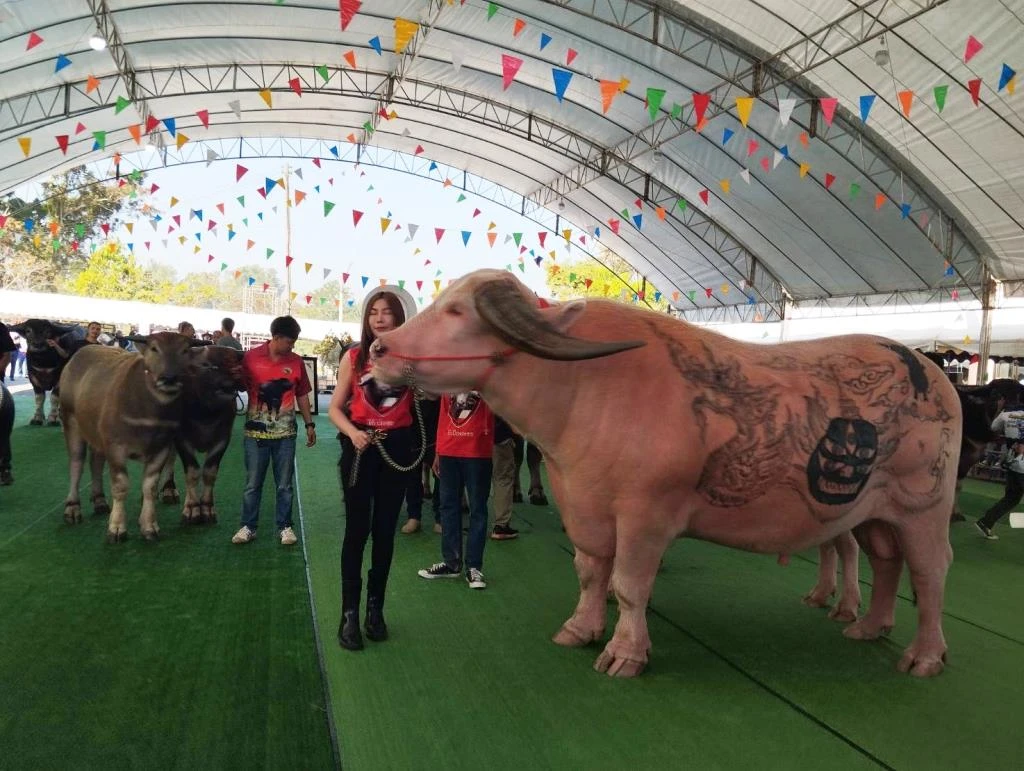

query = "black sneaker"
[[418, 562, 461, 579], [491, 524, 519, 540], [974, 521, 999, 540], [466, 568, 487, 590]]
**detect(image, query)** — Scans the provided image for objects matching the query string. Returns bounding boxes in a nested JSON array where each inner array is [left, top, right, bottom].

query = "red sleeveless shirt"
[[436, 392, 495, 458], [345, 347, 413, 429]]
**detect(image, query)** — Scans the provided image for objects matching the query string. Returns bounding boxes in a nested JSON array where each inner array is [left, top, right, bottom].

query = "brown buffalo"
[[370, 269, 960, 679]]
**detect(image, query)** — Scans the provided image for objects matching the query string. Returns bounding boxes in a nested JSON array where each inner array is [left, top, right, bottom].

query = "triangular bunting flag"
[[968, 78, 982, 106], [552, 68, 573, 102], [394, 18, 419, 54], [501, 54, 523, 90], [646, 88, 666, 120], [963, 34, 983, 63], [258, 89, 272, 108], [859, 94, 875, 122], [722, 128, 734, 145], [351, 209, 362, 225], [599, 80, 620, 114], [55, 54, 72, 73], [434, 228, 445, 244], [897, 90, 914, 118], [819, 97, 838, 126], [999, 64, 1016, 92], [933, 85, 948, 113], [540, 33, 551, 50], [368, 36, 382, 55], [735, 96, 754, 127], [196, 109, 210, 128], [874, 192, 886, 210], [692, 93, 710, 125], [26, 32, 43, 50], [778, 98, 795, 127]]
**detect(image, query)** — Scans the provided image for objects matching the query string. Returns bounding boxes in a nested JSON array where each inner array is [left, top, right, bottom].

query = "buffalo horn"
[[473, 279, 646, 361]]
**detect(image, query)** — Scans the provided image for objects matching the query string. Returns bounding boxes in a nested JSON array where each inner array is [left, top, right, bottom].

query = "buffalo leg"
[[138, 450, 170, 541], [105, 460, 131, 543], [62, 415, 85, 524], [31, 390, 45, 425], [160, 452, 180, 504], [843, 521, 903, 641], [178, 447, 202, 524], [553, 549, 613, 647], [829, 531, 861, 622], [802, 539, 839, 608], [89, 448, 109, 516], [594, 526, 668, 678], [894, 512, 953, 677], [199, 442, 230, 524], [44, 390, 60, 426]]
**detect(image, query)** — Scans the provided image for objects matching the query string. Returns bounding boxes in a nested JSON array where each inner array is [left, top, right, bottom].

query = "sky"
[[71, 147, 586, 317]]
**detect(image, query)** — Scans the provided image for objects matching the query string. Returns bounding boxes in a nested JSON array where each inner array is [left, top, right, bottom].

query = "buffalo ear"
[[126, 334, 150, 351], [541, 299, 587, 334], [9, 323, 26, 336]]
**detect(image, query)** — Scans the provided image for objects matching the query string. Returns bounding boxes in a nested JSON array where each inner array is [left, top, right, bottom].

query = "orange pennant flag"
[[487, 232, 497, 247], [128, 124, 142, 144], [599, 80, 620, 114], [719, 179, 731, 194], [897, 90, 914, 118], [513, 18, 526, 36], [294, 190, 306, 205], [258, 89, 272, 108], [655, 206, 666, 220], [86, 75, 100, 93], [874, 192, 887, 210], [247, 239, 255, 250], [343, 50, 357, 68], [17, 137, 30, 157]]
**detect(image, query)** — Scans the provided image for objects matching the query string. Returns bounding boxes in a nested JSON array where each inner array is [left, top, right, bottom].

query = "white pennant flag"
[[778, 98, 796, 127], [323, 268, 331, 280], [205, 149, 219, 167], [773, 150, 785, 169], [294, 168, 303, 180], [504, 234, 513, 244], [740, 168, 751, 184], [228, 99, 242, 119], [161, 239, 168, 248], [406, 223, 419, 242], [401, 127, 411, 137], [272, 205, 278, 214], [451, 49, 464, 73]]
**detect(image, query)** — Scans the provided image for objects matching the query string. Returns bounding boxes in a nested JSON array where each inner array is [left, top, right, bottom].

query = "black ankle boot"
[[365, 568, 389, 642], [338, 579, 363, 650]]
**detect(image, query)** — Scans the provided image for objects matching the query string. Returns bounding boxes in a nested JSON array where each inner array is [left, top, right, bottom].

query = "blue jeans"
[[439, 455, 492, 572], [241, 435, 296, 532]]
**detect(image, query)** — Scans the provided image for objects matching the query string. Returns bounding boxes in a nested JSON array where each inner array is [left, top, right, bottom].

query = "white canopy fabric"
[[0, 1, 1020, 316]]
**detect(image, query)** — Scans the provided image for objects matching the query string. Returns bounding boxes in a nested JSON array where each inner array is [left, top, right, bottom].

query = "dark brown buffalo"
[[8, 319, 80, 426], [59, 332, 200, 542], [159, 345, 245, 524]]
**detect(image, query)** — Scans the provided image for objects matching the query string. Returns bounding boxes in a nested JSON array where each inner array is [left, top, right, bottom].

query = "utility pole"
[[284, 162, 293, 315]]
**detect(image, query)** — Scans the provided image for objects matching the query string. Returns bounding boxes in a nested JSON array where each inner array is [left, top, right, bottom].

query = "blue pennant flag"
[[329, 145, 339, 158], [314, 185, 320, 193], [461, 230, 471, 246], [369, 36, 382, 55], [126, 243, 134, 252], [248, 276, 256, 286], [779, 144, 789, 158], [257, 212, 264, 221], [999, 63, 1016, 91], [944, 264, 955, 277], [859, 94, 876, 122], [265, 177, 277, 195], [228, 230, 236, 241], [195, 232, 202, 242], [361, 276, 369, 287], [55, 54, 72, 73], [552, 68, 573, 102], [23, 218, 34, 233], [191, 208, 203, 221], [540, 33, 552, 50], [722, 128, 734, 145], [900, 203, 911, 219], [632, 213, 643, 229], [428, 161, 437, 172], [162, 117, 176, 137], [534, 256, 543, 266], [747, 294, 756, 305]]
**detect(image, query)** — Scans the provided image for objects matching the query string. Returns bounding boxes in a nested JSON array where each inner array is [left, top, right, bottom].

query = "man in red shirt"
[[232, 315, 316, 546], [418, 390, 495, 589]]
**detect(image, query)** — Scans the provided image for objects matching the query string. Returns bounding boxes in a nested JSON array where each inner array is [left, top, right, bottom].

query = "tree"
[[544, 248, 670, 311], [68, 242, 164, 302]]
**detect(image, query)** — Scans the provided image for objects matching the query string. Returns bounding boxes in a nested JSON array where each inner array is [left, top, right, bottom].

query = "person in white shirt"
[[976, 404, 1024, 539]]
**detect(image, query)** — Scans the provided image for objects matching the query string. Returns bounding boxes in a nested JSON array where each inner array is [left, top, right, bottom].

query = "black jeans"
[[0, 382, 13, 473], [339, 426, 415, 587], [979, 468, 1024, 528]]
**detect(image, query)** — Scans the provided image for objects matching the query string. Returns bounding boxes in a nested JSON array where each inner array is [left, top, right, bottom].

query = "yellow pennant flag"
[[290, 292, 297, 302], [720, 179, 731, 194], [33, 234, 41, 247], [304, 262, 312, 274], [17, 137, 30, 157], [259, 88, 272, 108], [176, 133, 189, 150], [618, 77, 630, 93], [169, 196, 179, 207], [549, 250, 556, 260], [394, 18, 419, 54], [178, 235, 187, 245], [562, 228, 572, 241], [799, 162, 811, 178], [433, 279, 441, 292], [488, 221, 496, 230], [721, 284, 730, 294], [193, 245, 201, 254], [380, 217, 391, 233], [125, 222, 134, 234], [735, 96, 754, 127]]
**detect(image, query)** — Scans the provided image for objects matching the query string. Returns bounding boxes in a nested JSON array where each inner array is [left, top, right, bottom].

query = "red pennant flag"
[[288, 77, 302, 96], [216, 203, 225, 215], [352, 210, 364, 226], [566, 48, 578, 66], [416, 280, 423, 291], [584, 278, 593, 289], [305, 295, 312, 305], [472, 208, 481, 217], [414, 144, 424, 155], [607, 218, 620, 235], [285, 255, 294, 267], [150, 184, 159, 194], [340, 0, 361, 30], [501, 54, 523, 90], [236, 164, 248, 181], [538, 232, 547, 247], [262, 283, 269, 292], [208, 220, 217, 231], [760, 156, 771, 172], [705, 287, 713, 298], [692, 93, 711, 125], [342, 272, 350, 283], [26, 32, 43, 50], [75, 121, 87, 134], [968, 78, 982, 105], [145, 115, 160, 133], [819, 97, 838, 126], [824, 173, 836, 190], [699, 189, 709, 205], [56, 135, 69, 154], [963, 34, 983, 63], [196, 109, 210, 128], [434, 227, 445, 243], [208, 254, 215, 263], [101, 223, 110, 235], [257, 187, 266, 198], [312, 158, 321, 168]]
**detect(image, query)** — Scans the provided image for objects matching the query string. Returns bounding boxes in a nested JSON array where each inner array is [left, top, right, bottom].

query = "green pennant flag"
[[487, 2, 499, 20], [316, 64, 329, 82], [92, 130, 106, 149], [671, 103, 683, 120], [114, 96, 131, 114], [129, 168, 142, 182], [242, 217, 248, 226], [513, 232, 522, 246], [676, 199, 687, 212], [52, 238, 60, 252], [569, 272, 577, 282], [237, 195, 245, 207], [362, 121, 373, 133], [849, 182, 861, 200], [398, 279, 405, 289], [620, 208, 629, 219], [456, 193, 466, 202], [646, 88, 666, 121], [687, 290, 696, 302], [76, 223, 85, 237], [129, 188, 137, 199], [220, 262, 227, 271], [324, 200, 335, 216], [266, 248, 274, 259], [320, 297, 326, 305], [933, 85, 948, 113]]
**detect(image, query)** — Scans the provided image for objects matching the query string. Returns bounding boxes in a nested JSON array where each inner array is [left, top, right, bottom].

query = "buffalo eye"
[[445, 305, 463, 317]]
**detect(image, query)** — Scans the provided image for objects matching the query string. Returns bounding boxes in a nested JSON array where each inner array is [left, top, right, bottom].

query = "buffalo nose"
[[158, 374, 179, 385], [371, 340, 387, 358]]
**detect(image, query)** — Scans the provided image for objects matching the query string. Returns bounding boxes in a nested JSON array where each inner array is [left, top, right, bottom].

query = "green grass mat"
[[0, 393, 334, 770]]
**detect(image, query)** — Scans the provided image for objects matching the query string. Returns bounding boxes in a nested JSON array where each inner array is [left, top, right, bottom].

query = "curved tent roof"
[[0, 0, 1020, 320]]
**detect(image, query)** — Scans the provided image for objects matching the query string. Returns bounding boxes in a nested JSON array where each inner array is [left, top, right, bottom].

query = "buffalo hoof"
[[553, 622, 603, 647], [842, 618, 893, 641], [801, 588, 834, 609], [828, 604, 860, 623], [593, 643, 649, 678], [64, 503, 82, 524], [142, 529, 160, 542], [897, 646, 946, 678], [29, 417, 43, 426], [528, 489, 548, 506], [44, 419, 60, 427], [0, 469, 12, 486], [161, 489, 180, 504], [105, 531, 128, 544], [92, 497, 110, 516]]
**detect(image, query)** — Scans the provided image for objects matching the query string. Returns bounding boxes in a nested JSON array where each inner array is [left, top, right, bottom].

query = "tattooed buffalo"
[[159, 345, 245, 524], [0, 381, 13, 485], [60, 333, 200, 542], [8, 319, 81, 426], [370, 269, 960, 679]]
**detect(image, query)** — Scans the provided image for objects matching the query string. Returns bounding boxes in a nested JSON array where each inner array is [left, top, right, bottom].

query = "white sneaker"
[[232, 526, 256, 544], [280, 526, 298, 546], [466, 568, 487, 590]]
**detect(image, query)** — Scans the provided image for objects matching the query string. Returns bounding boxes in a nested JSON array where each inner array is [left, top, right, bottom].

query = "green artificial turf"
[[0, 392, 334, 770]]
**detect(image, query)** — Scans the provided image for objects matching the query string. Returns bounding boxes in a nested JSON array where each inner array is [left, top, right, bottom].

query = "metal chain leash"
[[348, 391, 428, 488]]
